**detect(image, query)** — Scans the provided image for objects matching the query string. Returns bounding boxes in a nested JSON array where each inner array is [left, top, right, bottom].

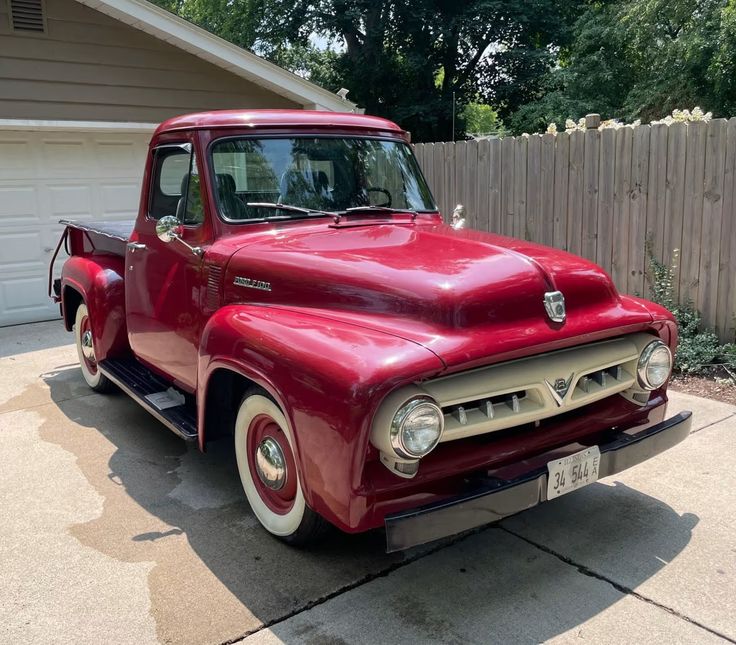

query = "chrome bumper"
[[384, 410, 692, 552]]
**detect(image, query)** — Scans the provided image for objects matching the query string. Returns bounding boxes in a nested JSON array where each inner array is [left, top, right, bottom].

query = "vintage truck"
[[49, 110, 691, 551]]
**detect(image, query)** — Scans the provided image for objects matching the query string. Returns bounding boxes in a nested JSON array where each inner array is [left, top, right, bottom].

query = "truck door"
[[125, 141, 208, 392]]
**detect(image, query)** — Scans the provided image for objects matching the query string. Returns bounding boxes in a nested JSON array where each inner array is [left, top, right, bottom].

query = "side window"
[[148, 144, 204, 225], [182, 153, 204, 225]]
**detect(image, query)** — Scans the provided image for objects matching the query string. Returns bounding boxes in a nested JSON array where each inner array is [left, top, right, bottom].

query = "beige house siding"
[[0, 0, 300, 122]]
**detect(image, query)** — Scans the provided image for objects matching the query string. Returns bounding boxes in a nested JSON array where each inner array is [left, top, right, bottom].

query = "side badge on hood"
[[543, 291, 566, 323]]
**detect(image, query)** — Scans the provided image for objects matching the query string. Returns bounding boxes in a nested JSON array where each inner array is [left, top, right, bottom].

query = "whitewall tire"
[[74, 303, 113, 393], [234, 389, 328, 544]]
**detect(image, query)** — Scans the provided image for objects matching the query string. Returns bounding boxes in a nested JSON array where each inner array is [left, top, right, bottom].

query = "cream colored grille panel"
[[415, 334, 656, 443]]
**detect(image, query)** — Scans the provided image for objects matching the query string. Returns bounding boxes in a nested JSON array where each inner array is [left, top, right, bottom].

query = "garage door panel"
[[100, 182, 141, 217], [95, 140, 144, 171], [0, 129, 151, 326], [46, 184, 93, 218], [41, 139, 89, 174], [0, 274, 58, 324], [0, 185, 38, 221], [0, 230, 47, 270]]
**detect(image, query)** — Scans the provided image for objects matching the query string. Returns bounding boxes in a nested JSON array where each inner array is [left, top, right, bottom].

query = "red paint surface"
[[58, 110, 679, 534]]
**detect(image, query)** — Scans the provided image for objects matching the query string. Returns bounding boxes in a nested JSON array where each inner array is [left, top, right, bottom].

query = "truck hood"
[[222, 222, 654, 370]]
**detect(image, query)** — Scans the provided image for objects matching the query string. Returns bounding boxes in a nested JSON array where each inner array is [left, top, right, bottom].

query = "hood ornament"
[[545, 374, 574, 406], [543, 290, 566, 323]]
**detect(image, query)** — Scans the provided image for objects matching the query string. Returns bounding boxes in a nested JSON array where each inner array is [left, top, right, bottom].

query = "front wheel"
[[74, 303, 114, 393], [234, 389, 328, 545]]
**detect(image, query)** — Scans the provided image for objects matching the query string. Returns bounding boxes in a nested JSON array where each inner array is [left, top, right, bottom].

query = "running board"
[[98, 358, 198, 441]]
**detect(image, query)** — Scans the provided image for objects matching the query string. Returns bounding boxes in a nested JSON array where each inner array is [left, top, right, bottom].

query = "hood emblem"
[[543, 290, 566, 323], [545, 374, 574, 406], [234, 276, 272, 292]]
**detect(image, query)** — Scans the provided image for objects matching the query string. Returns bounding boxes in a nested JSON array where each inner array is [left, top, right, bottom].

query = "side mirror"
[[155, 215, 204, 257], [156, 215, 181, 243]]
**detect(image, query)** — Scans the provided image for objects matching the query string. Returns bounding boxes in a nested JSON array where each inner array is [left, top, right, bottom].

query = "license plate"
[[547, 446, 601, 499]]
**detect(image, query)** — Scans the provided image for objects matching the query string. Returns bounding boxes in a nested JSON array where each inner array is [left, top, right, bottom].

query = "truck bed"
[[60, 219, 135, 242]]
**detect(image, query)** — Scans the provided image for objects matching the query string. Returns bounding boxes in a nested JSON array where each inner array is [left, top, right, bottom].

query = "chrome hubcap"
[[255, 437, 286, 490], [81, 330, 96, 363]]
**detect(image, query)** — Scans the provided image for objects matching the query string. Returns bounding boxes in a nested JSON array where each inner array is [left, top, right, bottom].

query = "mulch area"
[[670, 366, 736, 406]]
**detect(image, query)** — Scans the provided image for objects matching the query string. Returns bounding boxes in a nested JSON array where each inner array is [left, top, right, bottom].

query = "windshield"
[[210, 137, 437, 221]]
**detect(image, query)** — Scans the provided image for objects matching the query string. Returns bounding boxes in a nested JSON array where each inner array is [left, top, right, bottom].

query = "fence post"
[[585, 114, 601, 129]]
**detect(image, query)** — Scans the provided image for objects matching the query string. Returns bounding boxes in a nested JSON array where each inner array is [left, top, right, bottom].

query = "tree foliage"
[[510, 0, 736, 134], [150, 0, 573, 142]]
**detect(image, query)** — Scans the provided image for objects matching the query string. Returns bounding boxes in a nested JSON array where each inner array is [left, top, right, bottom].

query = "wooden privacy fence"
[[413, 116, 736, 342]]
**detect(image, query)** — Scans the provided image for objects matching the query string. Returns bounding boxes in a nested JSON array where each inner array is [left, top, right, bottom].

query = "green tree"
[[462, 103, 506, 136], [510, 0, 736, 134], [150, 0, 574, 142]]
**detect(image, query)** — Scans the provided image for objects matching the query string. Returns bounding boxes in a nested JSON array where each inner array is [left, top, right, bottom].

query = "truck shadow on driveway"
[[41, 368, 698, 645]]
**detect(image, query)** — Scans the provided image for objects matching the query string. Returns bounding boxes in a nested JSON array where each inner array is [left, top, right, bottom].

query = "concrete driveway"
[[1, 321, 734, 645]]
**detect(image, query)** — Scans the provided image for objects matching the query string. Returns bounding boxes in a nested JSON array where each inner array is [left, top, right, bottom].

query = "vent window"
[[10, 0, 45, 33]]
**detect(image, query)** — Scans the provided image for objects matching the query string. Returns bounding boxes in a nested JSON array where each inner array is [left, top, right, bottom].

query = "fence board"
[[582, 127, 600, 260], [541, 133, 556, 246], [663, 122, 687, 296], [627, 124, 651, 297], [412, 116, 735, 341], [597, 127, 616, 272], [464, 139, 479, 229], [553, 132, 570, 250], [698, 119, 728, 328], [501, 136, 515, 237], [680, 121, 707, 305], [453, 140, 466, 221], [489, 138, 502, 233], [443, 141, 456, 218], [474, 140, 490, 232], [567, 130, 585, 255], [526, 134, 542, 242], [612, 126, 633, 290], [647, 123, 669, 270], [717, 118, 736, 339], [513, 136, 528, 239]]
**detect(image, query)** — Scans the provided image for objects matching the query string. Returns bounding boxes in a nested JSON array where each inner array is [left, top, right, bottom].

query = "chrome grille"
[[413, 334, 656, 443]]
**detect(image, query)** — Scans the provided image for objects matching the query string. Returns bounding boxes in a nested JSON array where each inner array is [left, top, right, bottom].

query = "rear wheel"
[[74, 303, 114, 393], [234, 388, 328, 545]]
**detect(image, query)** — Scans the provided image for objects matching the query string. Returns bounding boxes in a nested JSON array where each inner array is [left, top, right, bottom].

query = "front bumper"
[[384, 410, 692, 552]]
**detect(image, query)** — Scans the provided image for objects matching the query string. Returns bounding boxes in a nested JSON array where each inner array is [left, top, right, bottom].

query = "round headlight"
[[390, 397, 444, 459], [637, 340, 672, 390]]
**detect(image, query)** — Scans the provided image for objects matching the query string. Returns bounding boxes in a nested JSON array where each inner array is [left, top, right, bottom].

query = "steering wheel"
[[366, 187, 392, 207]]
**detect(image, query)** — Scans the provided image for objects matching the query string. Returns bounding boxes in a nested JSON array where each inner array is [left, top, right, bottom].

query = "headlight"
[[637, 340, 672, 390], [390, 397, 444, 458]]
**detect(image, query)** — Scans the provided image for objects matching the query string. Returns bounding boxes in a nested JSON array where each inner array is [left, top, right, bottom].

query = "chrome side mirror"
[[156, 215, 181, 243], [155, 215, 204, 257]]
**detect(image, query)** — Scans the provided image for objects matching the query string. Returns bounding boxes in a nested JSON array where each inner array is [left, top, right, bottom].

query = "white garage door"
[[0, 128, 151, 326]]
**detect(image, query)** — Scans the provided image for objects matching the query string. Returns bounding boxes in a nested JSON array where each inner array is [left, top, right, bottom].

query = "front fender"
[[61, 254, 128, 361], [197, 304, 443, 531]]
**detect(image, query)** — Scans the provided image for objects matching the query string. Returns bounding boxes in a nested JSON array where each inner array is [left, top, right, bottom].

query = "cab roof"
[[154, 110, 406, 138]]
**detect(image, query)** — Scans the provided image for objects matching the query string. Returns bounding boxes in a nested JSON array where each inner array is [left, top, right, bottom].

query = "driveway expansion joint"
[[690, 411, 736, 436], [219, 524, 501, 645], [499, 525, 736, 644]]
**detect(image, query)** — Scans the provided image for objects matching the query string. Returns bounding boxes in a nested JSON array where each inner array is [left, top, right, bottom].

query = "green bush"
[[647, 246, 732, 375]]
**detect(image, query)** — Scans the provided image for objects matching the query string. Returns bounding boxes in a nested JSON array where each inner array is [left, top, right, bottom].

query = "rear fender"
[[61, 254, 129, 361], [197, 305, 443, 530]]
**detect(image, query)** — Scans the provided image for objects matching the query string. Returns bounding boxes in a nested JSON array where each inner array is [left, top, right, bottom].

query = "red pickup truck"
[[50, 110, 691, 551]]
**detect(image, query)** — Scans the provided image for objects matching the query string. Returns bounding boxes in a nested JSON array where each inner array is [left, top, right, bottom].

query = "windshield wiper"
[[246, 202, 335, 218], [344, 205, 418, 216], [335, 205, 418, 224]]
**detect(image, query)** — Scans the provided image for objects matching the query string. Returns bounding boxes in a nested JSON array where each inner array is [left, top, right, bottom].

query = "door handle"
[[127, 242, 147, 251]]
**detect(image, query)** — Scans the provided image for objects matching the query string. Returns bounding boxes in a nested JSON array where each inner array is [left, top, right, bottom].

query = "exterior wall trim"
[[0, 118, 158, 132]]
